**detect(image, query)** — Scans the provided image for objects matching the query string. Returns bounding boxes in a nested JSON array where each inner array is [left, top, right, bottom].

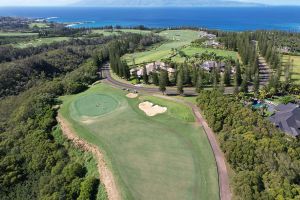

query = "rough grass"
[[59, 83, 219, 200], [29, 22, 49, 28], [282, 55, 300, 84], [92, 29, 151, 36], [172, 46, 238, 62], [0, 32, 38, 37], [123, 30, 199, 66], [15, 37, 70, 48]]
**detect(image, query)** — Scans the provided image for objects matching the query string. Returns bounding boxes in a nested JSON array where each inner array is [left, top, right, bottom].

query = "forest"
[[0, 31, 160, 199], [197, 90, 300, 200]]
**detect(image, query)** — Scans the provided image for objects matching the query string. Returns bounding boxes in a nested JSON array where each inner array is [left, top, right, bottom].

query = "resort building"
[[269, 103, 300, 137], [130, 61, 176, 77], [201, 61, 226, 72]]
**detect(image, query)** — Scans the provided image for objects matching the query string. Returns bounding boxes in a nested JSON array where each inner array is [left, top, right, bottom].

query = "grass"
[[123, 30, 200, 66], [282, 55, 300, 84], [73, 94, 119, 117], [139, 95, 195, 122], [14, 37, 70, 48], [59, 83, 219, 200], [172, 46, 238, 62], [29, 22, 49, 28], [92, 29, 151, 36], [123, 29, 238, 66], [0, 32, 38, 37]]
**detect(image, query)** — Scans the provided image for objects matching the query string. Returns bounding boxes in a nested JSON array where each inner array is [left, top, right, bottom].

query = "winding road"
[[101, 64, 232, 200]]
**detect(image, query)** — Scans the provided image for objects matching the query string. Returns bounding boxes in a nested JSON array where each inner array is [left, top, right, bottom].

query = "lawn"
[[29, 22, 49, 28], [92, 29, 152, 36], [123, 30, 200, 66], [172, 46, 238, 63], [282, 55, 300, 84], [14, 37, 70, 48], [59, 83, 219, 200], [0, 31, 38, 37]]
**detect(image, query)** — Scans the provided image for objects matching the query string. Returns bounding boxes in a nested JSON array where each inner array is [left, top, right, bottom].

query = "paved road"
[[102, 64, 235, 95], [258, 56, 271, 86], [102, 64, 232, 200]]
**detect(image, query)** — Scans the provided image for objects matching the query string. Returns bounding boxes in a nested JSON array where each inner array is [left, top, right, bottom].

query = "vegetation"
[[122, 30, 199, 66], [197, 90, 300, 200], [0, 59, 107, 199], [15, 37, 70, 48], [172, 46, 237, 63], [0, 28, 150, 199], [282, 55, 300, 84], [29, 22, 50, 29]]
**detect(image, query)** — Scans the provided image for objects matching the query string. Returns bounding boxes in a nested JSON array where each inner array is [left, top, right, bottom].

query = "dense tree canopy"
[[197, 91, 300, 200]]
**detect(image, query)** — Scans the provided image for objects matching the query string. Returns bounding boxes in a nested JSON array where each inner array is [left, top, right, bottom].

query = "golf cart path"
[[102, 65, 232, 200], [57, 114, 121, 200]]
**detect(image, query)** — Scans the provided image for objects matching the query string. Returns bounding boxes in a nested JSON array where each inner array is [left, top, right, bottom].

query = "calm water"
[[1, 7, 300, 31]]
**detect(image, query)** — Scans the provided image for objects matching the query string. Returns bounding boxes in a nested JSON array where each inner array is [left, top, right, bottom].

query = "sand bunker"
[[126, 93, 138, 98], [139, 101, 167, 116]]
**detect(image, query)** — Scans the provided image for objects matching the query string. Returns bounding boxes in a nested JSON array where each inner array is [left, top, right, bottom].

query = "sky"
[[0, 0, 300, 6]]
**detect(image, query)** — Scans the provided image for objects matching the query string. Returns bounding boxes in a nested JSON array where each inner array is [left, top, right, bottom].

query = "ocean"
[[1, 7, 300, 31]]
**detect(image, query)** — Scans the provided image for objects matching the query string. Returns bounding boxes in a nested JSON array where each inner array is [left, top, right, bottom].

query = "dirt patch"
[[57, 115, 121, 200], [126, 93, 138, 98], [139, 101, 167, 116]]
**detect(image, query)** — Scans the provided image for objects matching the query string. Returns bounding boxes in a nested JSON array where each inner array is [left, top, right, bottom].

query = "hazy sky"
[[0, 0, 300, 6]]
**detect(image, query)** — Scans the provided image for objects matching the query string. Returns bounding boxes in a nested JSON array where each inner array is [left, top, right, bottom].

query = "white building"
[[201, 61, 226, 72], [130, 61, 176, 77]]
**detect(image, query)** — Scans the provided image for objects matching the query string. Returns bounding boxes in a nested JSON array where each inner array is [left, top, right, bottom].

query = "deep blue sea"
[[1, 7, 300, 31]]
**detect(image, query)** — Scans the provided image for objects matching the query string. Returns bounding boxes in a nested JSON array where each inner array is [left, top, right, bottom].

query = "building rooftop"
[[269, 103, 300, 137]]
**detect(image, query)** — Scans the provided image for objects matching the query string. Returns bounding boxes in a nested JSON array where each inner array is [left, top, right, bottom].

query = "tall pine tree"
[[176, 69, 184, 95]]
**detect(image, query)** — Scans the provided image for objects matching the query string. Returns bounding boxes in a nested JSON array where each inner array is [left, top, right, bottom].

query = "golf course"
[[59, 83, 219, 200]]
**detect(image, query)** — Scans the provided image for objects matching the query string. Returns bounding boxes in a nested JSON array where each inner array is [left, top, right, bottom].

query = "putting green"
[[73, 94, 119, 117], [60, 84, 219, 200]]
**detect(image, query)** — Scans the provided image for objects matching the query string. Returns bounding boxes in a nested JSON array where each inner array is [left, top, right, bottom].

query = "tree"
[[195, 72, 204, 93], [78, 177, 99, 200], [151, 72, 159, 86], [92, 53, 102, 79], [142, 66, 149, 84], [219, 75, 225, 94], [191, 66, 198, 86], [159, 70, 168, 95], [224, 65, 231, 86], [122, 61, 130, 80], [240, 75, 249, 93], [253, 72, 260, 94], [212, 68, 219, 90], [176, 70, 184, 95], [182, 62, 191, 85], [235, 60, 242, 86]]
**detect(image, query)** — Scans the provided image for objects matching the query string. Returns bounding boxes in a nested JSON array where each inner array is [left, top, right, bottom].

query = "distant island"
[[73, 0, 264, 7]]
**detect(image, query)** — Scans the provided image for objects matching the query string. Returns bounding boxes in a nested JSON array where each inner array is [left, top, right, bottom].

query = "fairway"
[[123, 30, 200, 66], [92, 29, 152, 36], [0, 31, 38, 37], [282, 55, 300, 84], [15, 37, 70, 48], [59, 84, 219, 200], [122, 29, 237, 66]]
